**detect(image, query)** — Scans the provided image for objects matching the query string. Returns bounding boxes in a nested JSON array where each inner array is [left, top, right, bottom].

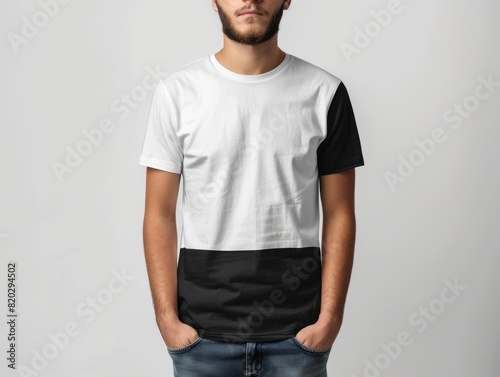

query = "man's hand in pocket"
[[156, 313, 199, 349], [294, 312, 343, 351]]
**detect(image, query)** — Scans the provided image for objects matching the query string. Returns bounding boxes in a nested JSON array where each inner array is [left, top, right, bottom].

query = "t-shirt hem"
[[198, 330, 298, 343], [138, 155, 182, 174], [319, 156, 365, 175]]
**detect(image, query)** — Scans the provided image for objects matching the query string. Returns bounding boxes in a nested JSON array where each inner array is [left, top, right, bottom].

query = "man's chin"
[[227, 36, 268, 45], [224, 30, 266, 44]]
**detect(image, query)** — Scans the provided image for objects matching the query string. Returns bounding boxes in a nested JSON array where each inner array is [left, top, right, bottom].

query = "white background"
[[1, 0, 499, 376]]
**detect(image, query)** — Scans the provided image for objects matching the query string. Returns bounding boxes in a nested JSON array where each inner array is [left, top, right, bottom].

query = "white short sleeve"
[[138, 80, 183, 174]]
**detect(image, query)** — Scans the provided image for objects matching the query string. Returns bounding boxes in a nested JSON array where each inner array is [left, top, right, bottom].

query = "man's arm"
[[318, 168, 357, 325], [294, 168, 357, 350], [143, 167, 199, 348]]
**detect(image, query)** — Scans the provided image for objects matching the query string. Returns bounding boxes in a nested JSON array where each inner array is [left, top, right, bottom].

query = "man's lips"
[[238, 11, 263, 16]]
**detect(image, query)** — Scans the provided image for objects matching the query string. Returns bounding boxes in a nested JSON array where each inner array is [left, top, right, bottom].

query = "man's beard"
[[216, 1, 284, 45]]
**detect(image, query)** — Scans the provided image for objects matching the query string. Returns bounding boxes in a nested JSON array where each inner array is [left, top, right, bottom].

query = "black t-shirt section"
[[317, 82, 365, 175], [177, 247, 322, 342]]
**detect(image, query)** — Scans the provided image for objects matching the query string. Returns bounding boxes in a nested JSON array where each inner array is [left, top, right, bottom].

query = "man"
[[138, 1, 364, 376]]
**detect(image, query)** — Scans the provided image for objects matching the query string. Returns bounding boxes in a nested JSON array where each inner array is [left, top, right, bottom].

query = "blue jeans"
[[167, 336, 331, 377]]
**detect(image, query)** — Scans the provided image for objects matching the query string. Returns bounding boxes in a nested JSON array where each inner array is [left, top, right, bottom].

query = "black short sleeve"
[[317, 82, 365, 175]]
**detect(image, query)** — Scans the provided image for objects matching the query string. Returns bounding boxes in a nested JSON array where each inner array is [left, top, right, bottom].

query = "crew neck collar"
[[209, 53, 291, 82]]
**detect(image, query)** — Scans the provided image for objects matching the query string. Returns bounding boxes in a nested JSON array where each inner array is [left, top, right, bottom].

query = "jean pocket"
[[167, 337, 203, 354], [291, 337, 331, 355]]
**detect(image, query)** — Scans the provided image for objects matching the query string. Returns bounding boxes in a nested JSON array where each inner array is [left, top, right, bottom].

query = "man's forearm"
[[143, 213, 179, 322], [318, 212, 356, 322]]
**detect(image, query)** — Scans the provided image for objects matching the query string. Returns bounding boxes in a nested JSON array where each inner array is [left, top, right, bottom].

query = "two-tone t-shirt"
[[138, 52, 364, 343]]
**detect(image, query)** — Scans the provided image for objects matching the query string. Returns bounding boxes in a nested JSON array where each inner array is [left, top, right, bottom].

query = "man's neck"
[[214, 35, 286, 76]]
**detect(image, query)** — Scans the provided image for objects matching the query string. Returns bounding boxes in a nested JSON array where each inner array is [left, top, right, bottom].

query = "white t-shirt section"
[[139, 53, 359, 251]]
